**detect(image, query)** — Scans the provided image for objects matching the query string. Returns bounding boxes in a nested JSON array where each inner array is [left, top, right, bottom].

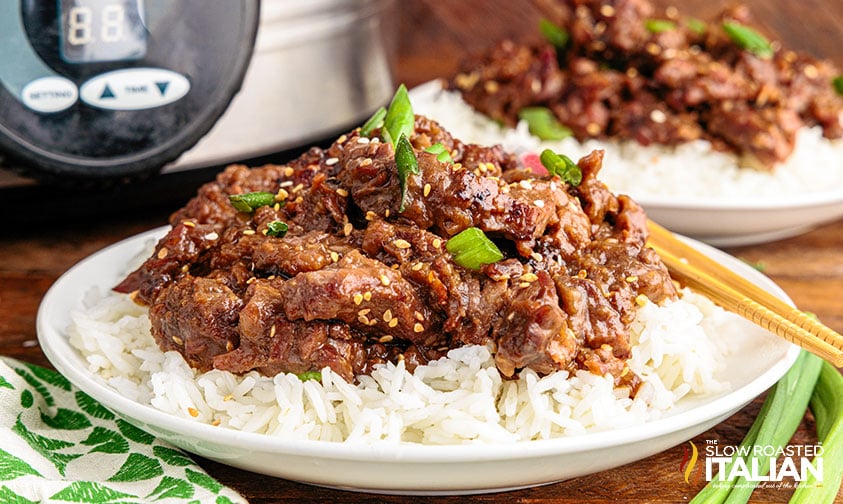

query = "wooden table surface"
[[2, 1, 842, 502]]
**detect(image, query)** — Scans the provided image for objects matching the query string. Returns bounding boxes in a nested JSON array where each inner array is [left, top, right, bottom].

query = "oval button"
[[21, 76, 78, 113], [80, 68, 190, 111]]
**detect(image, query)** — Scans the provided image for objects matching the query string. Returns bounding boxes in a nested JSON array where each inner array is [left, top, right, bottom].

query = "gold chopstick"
[[646, 220, 843, 366]]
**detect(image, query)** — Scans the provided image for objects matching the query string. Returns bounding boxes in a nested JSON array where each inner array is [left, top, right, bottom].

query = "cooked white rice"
[[410, 80, 843, 200], [67, 286, 736, 445]]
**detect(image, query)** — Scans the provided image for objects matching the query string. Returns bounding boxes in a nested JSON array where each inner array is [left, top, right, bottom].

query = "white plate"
[[37, 227, 800, 495], [641, 191, 843, 247], [409, 80, 843, 247]]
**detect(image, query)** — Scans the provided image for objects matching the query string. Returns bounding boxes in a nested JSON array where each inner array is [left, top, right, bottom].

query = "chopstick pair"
[[646, 220, 843, 367]]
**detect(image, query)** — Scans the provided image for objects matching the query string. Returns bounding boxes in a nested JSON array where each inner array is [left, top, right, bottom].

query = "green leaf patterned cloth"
[[0, 357, 247, 503]]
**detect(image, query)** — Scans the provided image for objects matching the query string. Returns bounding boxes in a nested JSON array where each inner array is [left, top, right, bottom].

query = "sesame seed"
[[188, 407, 199, 417], [635, 294, 649, 306], [379, 335, 394, 343], [172, 336, 183, 345], [353, 293, 364, 305], [325, 157, 339, 166], [291, 183, 304, 193], [413, 323, 424, 333], [625, 275, 638, 283], [336, 188, 349, 197], [379, 274, 391, 286], [330, 251, 340, 263], [384, 209, 390, 218], [204, 232, 219, 240], [665, 5, 678, 18], [432, 238, 442, 249], [519, 282, 531, 288], [363, 291, 372, 301], [280, 180, 294, 188], [183, 220, 196, 228], [358, 308, 371, 316], [393, 239, 411, 249], [365, 211, 378, 221], [212, 419, 221, 426], [388, 318, 398, 328], [242, 229, 255, 235], [383, 309, 393, 322], [423, 183, 432, 197], [577, 269, 588, 279], [157, 247, 168, 259], [626, 67, 639, 78], [358, 315, 370, 325], [273, 203, 281, 211], [411, 262, 424, 271], [357, 136, 371, 144], [533, 199, 545, 208], [246, 276, 257, 284], [337, 134, 348, 144], [519, 180, 533, 190], [484, 80, 500, 93], [181, 264, 189, 273], [360, 158, 373, 167], [225, 341, 234, 351], [283, 167, 295, 177], [414, 311, 425, 321], [599, 4, 615, 16], [343, 223, 353, 236], [804, 64, 819, 79], [270, 324, 277, 337], [646, 42, 661, 55], [530, 252, 543, 262], [586, 122, 601, 135], [649, 110, 667, 124], [620, 366, 630, 377], [520, 272, 539, 282]]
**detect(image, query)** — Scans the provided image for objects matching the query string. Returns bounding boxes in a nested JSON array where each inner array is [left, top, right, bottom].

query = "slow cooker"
[[0, 0, 396, 187]]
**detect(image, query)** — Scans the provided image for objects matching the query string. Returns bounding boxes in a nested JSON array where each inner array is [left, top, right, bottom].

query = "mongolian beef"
[[450, 0, 843, 170], [116, 87, 677, 390]]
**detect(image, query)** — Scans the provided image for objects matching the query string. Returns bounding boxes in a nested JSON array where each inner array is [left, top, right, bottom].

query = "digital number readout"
[[60, 0, 147, 63]]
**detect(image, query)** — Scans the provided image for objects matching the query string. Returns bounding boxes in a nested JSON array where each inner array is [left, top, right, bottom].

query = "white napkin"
[[0, 357, 247, 503]]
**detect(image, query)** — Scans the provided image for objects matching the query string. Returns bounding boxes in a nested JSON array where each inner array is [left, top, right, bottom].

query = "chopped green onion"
[[833, 75, 843, 96], [722, 21, 773, 59], [446, 227, 504, 270], [644, 18, 676, 33], [518, 106, 573, 141], [539, 149, 582, 186], [790, 360, 843, 503], [228, 191, 276, 212], [360, 106, 387, 137], [266, 220, 288, 238], [296, 371, 322, 382], [383, 84, 414, 145], [539, 18, 569, 48], [689, 350, 823, 504], [686, 17, 707, 35], [394, 133, 419, 212], [424, 143, 454, 164]]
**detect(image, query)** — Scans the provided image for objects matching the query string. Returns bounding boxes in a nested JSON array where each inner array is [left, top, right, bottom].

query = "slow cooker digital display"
[[0, 0, 259, 182], [59, 0, 148, 64]]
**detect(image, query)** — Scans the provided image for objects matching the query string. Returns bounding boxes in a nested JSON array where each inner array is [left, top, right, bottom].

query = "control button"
[[20, 77, 78, 113], [79, 68, 190, 111]]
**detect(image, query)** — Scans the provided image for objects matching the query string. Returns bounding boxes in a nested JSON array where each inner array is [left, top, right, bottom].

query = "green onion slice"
[[539, 149, 582, 186], [228, 191, 276, 212], [518, 106, 573, 141], [296, 371, 322, 382], [360, 106, 387, 137], [539, 18, 569, 48], [383, 84, 414, 145], [424, 142, 454, 164], [446, 227, 504, 270], [833, 75, 843, 96], [394, 133, 419, 212], [722, 21, 773, 59], [686, 17, 707, 35], [644, 18, 676, 33], [266, 220, 289, 238]]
